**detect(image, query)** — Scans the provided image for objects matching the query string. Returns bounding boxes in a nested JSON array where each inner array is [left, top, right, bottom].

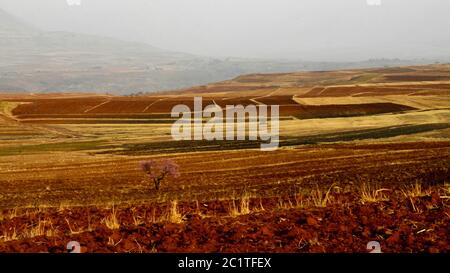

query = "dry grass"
[[409, 197, 422, 213], [229, 201, 240, 217], [150, 207, 157, 223], [402, 182, 432, 198], [0, 208, 19, 221], [0, 228, 18, 243], [65, 217, 92, 235], [294, 193, 311, 209], [194, 200, 209, 218], [257, 198, 265, 212], [24, 218, 57, 238], [310, 185, 334, 208], [229, 193, 252, 217], [101, 206, 120, 230], [360, 183, 390, 204], [107, 237, 122, 247], [132, 210, 146, 226], [277, 198, 294, 210], [0, 217, 58, 242], [164, 200, 184, 224], [439, 183, 449, 200]]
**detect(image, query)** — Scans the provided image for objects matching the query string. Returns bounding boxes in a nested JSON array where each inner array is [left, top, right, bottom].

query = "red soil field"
[[303, 87, 414, 97], [15, 114, 172, 119], [12, 97, 217, 117], [279, 103, 414, 118], [392, 84, 450, 90], [1, 143, 448, 251], [301, 87, 325, 97], [88, 100, 159, 114], [383, 75, 450, 82], [254, 95, 298, 105], [303, 85, 450, 98], [215, 98, 256, 108], [12, 98, 108, 115], [1, 142, 448, 209], [145, 98, 216, 113], [0, 186, 447, 253], [10, 96, 414, 120], [369, 67, 416, 73], [180, 85, 276, 94]]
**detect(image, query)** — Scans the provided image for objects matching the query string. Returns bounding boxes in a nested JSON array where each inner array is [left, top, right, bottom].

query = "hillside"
[[0, 8, 444, 95], [0, 63, 449, 253], [3, 63, 450, 137]]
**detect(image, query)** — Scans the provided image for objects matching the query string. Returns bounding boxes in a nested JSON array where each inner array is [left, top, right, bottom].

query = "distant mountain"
[[0, 8, 38, 36], [0, 8, 447, 94], [0, 8, 210, 93]]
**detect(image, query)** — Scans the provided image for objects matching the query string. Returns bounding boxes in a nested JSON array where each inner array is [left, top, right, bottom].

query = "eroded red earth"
[[0, 187, 448, 253]]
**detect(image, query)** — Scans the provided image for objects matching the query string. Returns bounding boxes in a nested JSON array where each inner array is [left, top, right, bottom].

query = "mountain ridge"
[[1, 8, 448, 95]]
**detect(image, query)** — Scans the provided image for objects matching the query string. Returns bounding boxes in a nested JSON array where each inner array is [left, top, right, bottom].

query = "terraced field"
[[0, 64, 449, 253]]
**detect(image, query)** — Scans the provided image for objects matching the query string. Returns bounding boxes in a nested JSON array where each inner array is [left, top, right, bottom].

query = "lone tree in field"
[[140, 159, 180, 190]]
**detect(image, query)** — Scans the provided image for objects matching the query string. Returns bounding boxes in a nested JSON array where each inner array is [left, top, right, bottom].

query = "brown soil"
[[0, 188, 448, 253]]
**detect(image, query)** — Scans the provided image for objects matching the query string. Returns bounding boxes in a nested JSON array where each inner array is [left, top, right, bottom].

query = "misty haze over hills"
[[1, 2, 449, 94]]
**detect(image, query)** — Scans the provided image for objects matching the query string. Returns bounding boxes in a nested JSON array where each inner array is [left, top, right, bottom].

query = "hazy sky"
[[1, 0, 450, 61]]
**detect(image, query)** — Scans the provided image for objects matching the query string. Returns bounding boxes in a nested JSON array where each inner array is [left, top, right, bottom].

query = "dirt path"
[[142, 98, 167, 113], [251, 88, 282, 105], [84, 98, 112, 113]]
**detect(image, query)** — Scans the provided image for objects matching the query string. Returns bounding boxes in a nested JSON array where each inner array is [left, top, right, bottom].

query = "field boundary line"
[[249, 98, 264, 105], [317, 87, 328, 96], [142, 98, 167, 113], [84, 98, 112, 113]]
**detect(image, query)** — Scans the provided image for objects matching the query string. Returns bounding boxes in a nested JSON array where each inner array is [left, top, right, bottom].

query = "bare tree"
[[140, 159, 180, 190]]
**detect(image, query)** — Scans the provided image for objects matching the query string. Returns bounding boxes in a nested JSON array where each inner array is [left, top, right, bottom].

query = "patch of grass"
[[294, 192, 312, 209], [229, 193, 252, 217], [347, 73, 380, 84], [0, 208, 18, 221], [0, 228, 18, 243], [409, 197, 422, 213], [277, 198, 294, 210], [24, 218, 57, 238], [360, 183, 390, 204], [402, 182, 432, 198], [102, 140, 265, 156], [0, 101, 19, 116], [1, 217, 59, 242], [0, 140, 106, 156], [282, 123, 450, 146], [131, 209, 146, 226], [65, 217, 92, 235], [310, 185, 334, 208], [439, 183, 449, 200], [165, 200, 183, 224], [101, 206, 120, 230], [99, 123, 450, 156]]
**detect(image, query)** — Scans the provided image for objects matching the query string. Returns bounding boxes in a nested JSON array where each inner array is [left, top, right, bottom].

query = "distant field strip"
[[0, 140, 107, 157], [301, 84, 450, 98], [294, 95, 450, 110], [85, 123, 450, 155]]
